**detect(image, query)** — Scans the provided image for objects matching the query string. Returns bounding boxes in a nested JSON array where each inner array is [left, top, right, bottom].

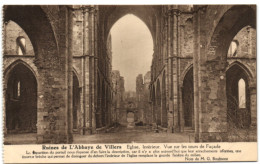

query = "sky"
[[110, 14, 153, 92]]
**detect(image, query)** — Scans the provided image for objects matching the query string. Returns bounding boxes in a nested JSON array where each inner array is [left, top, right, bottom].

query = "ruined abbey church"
[[3, 5, 256, 144]]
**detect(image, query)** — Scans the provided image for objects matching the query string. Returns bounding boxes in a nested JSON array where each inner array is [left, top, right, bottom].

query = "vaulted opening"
[[182, 67, 194, 129], [226, 64, 250, 128], [109, 14, 153, 92], [6, 63, 37, 133]]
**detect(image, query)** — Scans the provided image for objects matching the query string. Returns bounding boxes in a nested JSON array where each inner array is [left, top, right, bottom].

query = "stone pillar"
[[172, 8, 180, 132], [36, 6, 73, 143], [179, 25, 185, 132], [67, 6, 74, 142], [193, 7, 200, 142], [82, 6, 91, 134], [93, 6, 99, 132], [196, 6, 228, 142], [89, 6, 97, 133], [166, 6, 174, 133]]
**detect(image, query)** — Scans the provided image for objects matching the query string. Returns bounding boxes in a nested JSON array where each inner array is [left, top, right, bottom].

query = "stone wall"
[[3, 5, 256, 143]]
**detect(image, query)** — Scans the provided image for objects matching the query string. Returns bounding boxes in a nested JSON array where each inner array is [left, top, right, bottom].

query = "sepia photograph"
[[1, 3, 258, 163]]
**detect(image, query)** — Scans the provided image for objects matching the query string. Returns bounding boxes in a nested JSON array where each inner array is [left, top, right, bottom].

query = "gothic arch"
[[100, 5, 158, 43], [5, 62, 38, 133], [180, 63, 193, 87], [182, 66, 194, 128], [226, 63, 251, 128], [226, 61, 254, 85], [4, 59, 39, 88], [72, 68, 82, 87], [207, 5, 255, 61], [4, 6, 58, 60], [196, 5, 256, 141]]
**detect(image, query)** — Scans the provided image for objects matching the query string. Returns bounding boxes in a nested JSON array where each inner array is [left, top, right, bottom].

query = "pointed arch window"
[[238, 78, 246, 108], [228, 40, 239, 57], [17, 36, 26, 55], [13, 80, 21, 99]]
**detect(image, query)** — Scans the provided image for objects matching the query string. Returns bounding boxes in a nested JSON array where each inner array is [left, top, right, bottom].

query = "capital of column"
[[81, 6, 91, 13], [172, 9, 181, 16], [89, 6, 98, 14], [165, 8, 182, 18]]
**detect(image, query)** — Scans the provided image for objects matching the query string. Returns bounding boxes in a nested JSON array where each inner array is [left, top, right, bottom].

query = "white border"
[[0, 1, 259, 164]]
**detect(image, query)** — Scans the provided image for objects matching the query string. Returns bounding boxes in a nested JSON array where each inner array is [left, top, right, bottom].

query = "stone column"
[[36, 6, 74, 143], [166, 6, 174, 133], [196, 6, 228, 142], [67, 6, 74, 142], [89, 6, 96, 133], [178, 24, 184, 132], [172, 8, 180, 132], [193, 6, 200, 142], [82, 6, 91, 134], [93, 6, 99, 132]]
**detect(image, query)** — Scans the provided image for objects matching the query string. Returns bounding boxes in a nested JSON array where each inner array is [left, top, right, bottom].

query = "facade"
[[3, 5, 256, 143]]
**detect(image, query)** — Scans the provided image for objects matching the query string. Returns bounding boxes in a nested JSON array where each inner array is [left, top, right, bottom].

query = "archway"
[[182, 67, 194, 129], [161, 72, 167, 127], [72, 72, 80, 131], [4, 6, 72, 144], [156, 80, 161, 126], [197, 5, 256, 141], [109, 14, 153, 92], [4, 20, 35, 56], [226, 64, 251, 128], [4, 6, 58, 58], [5, 63, 37, 133]]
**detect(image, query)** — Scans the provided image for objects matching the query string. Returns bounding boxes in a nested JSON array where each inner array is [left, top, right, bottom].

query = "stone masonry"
[[3, 5, 256, 143]]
